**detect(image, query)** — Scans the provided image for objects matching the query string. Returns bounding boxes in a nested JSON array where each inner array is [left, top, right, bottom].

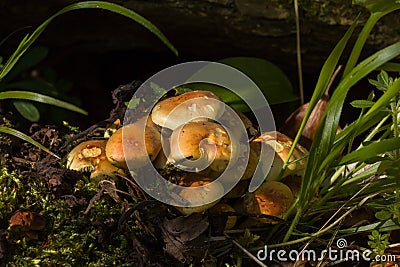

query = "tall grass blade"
[[0, 126, 59, 158], [0, 91, 88, 115]]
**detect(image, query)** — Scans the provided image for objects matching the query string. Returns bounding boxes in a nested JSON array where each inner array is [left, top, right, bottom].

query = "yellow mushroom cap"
[[151, 90, 224, 130], [66, 139, 124, 181], [169, 121, 231, 172], [67, 140, 107, 172], [106, 122, 161, 169], [253, 131, 308, 181], [175, 180, 224, 215], [244, 181, 293, 224]]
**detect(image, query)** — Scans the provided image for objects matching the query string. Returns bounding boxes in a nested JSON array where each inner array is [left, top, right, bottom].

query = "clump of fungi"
[[66, 89, 308, 230]]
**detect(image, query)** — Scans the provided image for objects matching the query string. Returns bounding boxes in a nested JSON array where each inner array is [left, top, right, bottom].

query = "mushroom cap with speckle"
[[151, 90, 225, 130], [66, 140, 123, 181]]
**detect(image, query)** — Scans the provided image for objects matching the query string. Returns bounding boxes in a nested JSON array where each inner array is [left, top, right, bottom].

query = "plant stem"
[[294, 0, 304, 104]]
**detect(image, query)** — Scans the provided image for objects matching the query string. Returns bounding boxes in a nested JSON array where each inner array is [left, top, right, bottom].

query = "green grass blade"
[[0, 126, 59, 158], [0, 91, 88, 115], [339, 138, 400, 165], [344, 1, 400, 77], [339, 219, 400, 234], [0, 1, 177, 80], [317, 41, 400, 173], [283, 19, 358, 242]]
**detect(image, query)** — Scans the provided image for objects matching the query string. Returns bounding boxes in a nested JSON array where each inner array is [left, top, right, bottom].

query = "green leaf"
[[375, 210, 393, 220], [350, 99, 375, 108], [0, 91, 87, 115], [284, 19, 359, 242], [13, 100, 40, 122], [218, 57, 297, 105], [186, 57, 297, 112], [344, 1, 400, 77], [340, 219, 400, 234], [0, 126, 59, 158], [380, 62, 400, 72], [339, 138, 400, 165], [0, 1, 177, 81]]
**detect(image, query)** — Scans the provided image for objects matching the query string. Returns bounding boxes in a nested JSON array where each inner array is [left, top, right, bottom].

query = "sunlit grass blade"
[[0, 1, 177, 80], [0, 91, 88, 115], [343, 0, 400, 77], [283, 19, 358, 242], [0, 126, 59, 159], [339, 138, 400, 165]]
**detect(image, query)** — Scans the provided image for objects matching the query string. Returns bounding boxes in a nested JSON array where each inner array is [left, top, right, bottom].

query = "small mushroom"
[[209, 203, 237, 230], [169, 121, 231, 172], [244, 181, 293, 224], [281, 175, 302, 198], [253, 131, 308, 181], [8, 211, 46, 239], [240, 147, 259, 180], [175, 180, 224, 215], [105, 122, 162, 169], [67, 140, 124, 181], [151, 90, 225, 130]]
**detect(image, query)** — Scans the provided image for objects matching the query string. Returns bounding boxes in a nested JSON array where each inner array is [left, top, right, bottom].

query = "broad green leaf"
[[218, 57, 297, 105], [350, 99, 375, 108], [0, 1, 177, 80], [339, 138, 400, 165], [0, 91, 87, 115], [185, 57, 297, 112], [13, 100, 40, 122], [0, 126, 59, 158]]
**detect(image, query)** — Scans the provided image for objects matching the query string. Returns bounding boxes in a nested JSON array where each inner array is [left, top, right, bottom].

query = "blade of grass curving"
[[343, 0, 400, 77], [317, 41, 400, 174], [0, 1, 177, 80], [282, 19, 358, 242], [0, 91, 88, 115], [0, 126, 59, 158]]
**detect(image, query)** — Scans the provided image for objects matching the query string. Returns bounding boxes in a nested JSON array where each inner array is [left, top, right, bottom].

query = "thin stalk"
[[294, 0, 304, 104]]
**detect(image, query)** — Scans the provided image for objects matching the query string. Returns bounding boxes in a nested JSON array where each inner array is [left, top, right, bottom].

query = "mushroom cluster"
[[66, 89, 308, 229]]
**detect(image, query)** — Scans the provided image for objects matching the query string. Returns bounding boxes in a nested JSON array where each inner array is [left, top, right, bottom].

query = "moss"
[[0, 162, 143, 266]]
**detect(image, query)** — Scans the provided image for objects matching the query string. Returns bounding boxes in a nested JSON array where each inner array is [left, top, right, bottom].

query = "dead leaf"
[[161, 213, 209, 263]]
